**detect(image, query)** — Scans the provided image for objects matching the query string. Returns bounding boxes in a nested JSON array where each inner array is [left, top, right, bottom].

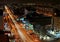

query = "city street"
[[4, 5, 40, 42], [0, 0, 60, 42]]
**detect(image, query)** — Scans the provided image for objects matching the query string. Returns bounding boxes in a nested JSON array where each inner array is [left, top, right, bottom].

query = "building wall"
[[54, 17, 60, 30], [0, 9, 3, 30]]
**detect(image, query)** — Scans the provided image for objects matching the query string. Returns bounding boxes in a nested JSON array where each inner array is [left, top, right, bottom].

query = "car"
[[47, 30, 60, 40]]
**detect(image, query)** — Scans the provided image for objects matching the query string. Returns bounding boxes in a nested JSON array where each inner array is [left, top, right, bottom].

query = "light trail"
[[5, 5, 34, 42]]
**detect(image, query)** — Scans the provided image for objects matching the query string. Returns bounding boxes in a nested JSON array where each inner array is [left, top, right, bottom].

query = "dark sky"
[[0, 0, 60, 9], [0, 0, 60, 4]]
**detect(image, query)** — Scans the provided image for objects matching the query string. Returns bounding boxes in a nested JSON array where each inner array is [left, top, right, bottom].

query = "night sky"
[[0, 0, 60, 9], [0, 0, 60, 4]]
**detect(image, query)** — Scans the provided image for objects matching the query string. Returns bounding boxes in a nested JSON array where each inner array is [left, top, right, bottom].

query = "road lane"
[[5, 5, 36, 42]]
